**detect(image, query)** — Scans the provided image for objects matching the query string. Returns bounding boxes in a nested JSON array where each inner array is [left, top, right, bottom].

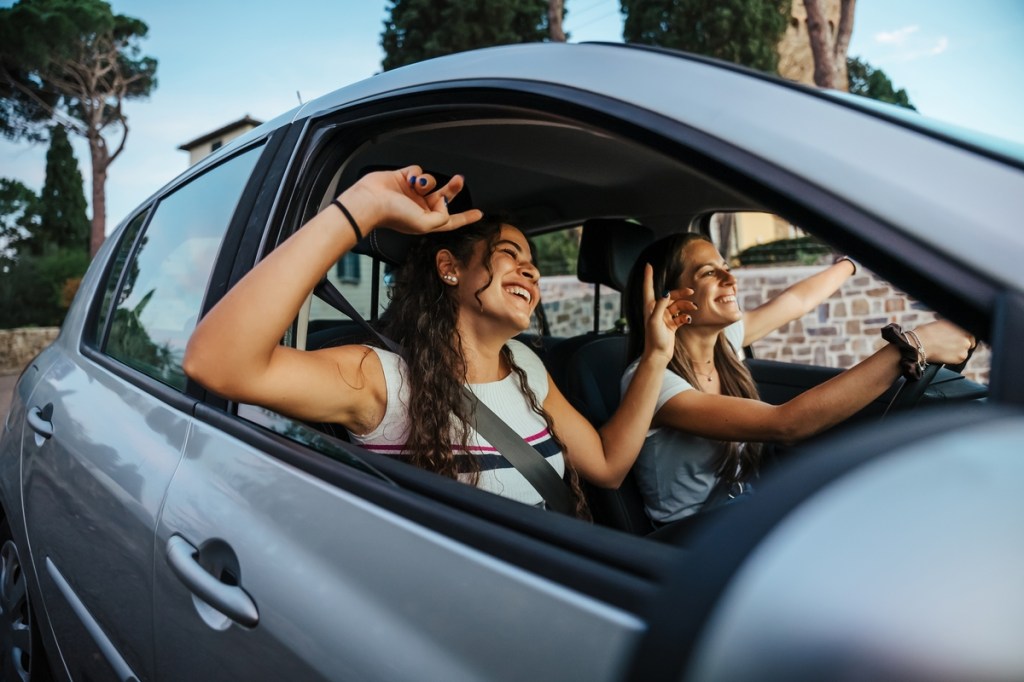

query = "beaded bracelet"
[[331, 199, 363, 242], [881, 323, 927, 380]]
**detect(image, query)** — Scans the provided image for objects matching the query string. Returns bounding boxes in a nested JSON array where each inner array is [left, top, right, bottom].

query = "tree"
[[803, 0, 855, 89], [548, 0, 566, 42], [381, 0, 551, 71], [620, 0, 791, 74], [847, 56, 916, 110], [0, 0, 157, 258], [0, 178, 37, 260], [30, 124, 90, 255]]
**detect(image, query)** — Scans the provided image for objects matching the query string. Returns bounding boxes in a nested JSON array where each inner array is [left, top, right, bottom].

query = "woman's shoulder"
[[506, 338, 544, 367]]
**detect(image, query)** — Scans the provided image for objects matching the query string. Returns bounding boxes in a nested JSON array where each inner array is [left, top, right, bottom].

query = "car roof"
[[213, 43, 1024, 292]]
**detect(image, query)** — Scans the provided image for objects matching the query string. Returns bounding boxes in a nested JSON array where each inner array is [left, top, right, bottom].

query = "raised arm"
[[657, 319, 974, 443], [544, 265, 696, 488], [742, 257, 857, 345], [184, 166, 482, 430]]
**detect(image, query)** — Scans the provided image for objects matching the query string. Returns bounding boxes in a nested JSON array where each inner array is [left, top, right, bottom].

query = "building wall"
[[186, 123, 260, 165], [777, 0, 848, 90]]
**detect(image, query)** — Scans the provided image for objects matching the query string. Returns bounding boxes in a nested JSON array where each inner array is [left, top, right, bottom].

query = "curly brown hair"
[[379, 218, 590, 518], [625, 232, 763, 484]]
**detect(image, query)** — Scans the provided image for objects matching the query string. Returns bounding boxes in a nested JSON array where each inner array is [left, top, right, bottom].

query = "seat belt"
[[312, 278, 575, 515]]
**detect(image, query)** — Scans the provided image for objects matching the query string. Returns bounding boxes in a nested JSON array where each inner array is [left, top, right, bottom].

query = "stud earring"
[[442, 274, 458, 284]]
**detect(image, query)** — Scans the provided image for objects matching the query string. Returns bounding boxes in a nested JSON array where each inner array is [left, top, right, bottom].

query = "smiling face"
[[443, 224, 541, 335], [677, 239, 741, 329]]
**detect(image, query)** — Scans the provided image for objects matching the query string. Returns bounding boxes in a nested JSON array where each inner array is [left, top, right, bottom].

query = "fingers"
[[643, 263, 656, 308]]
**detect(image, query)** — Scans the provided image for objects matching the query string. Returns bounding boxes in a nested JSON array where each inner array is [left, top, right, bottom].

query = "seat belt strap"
[[312, 277, 575, 515]]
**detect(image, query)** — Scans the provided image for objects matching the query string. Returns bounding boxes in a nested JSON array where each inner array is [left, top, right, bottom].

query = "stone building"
[[778, 0, 848, 90]]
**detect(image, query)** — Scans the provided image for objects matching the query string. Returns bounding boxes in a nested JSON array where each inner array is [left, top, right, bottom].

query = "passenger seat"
[[549, 219, 656, 535]]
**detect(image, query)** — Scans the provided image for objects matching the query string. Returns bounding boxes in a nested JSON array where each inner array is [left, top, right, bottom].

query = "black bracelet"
[[881, 323, 926, 380], [331, 199, 363, 242]]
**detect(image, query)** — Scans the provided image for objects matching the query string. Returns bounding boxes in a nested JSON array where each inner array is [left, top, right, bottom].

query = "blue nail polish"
[[685, 315, 692, 323], [409, 175, 417, 186], [662, 289, 670, 298], [418, 177, 427, 187], [443, 196, 450, 206]]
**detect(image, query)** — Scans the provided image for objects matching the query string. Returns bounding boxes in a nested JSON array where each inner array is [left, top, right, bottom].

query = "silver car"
[[2, 43, 1022, 681]]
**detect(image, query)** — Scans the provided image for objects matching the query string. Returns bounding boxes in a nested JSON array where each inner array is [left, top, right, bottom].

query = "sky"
[[1, 0, 1022, 234]]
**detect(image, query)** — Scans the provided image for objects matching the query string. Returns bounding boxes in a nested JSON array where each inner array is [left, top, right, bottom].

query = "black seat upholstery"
[[549, 218, 656, 535]]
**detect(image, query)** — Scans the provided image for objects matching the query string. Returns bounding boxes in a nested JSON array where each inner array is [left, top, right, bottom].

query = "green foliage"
[[0, 0, 157, 141], [621, 0, 791, 74], [0, 245, 89, 326], [31, 125, 89, 254], [532, 226, 580, 276], [735, 235, 831, 266], [382, 0, 550, 71], [0, 178, 38, 258], [847, 56, 916, 111]]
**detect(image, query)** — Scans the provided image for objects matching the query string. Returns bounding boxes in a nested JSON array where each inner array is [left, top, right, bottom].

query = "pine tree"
[[382, 0, 550, 72], [620, 0, 791, 74], [847, 57, 915, 110], [33, 125, 90, 255]]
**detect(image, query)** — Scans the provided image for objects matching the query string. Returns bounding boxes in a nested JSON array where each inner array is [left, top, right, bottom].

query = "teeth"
[[505, 286, 532, 303], [717, 295, 736, 303]]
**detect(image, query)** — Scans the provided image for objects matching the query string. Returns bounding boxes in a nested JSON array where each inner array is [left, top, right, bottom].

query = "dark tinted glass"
[[92, 210, 149, 346], [105, 146, 262, 389]]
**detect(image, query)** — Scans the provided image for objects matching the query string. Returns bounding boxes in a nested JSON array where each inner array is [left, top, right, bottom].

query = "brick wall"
[[538, 268, 990, 385]]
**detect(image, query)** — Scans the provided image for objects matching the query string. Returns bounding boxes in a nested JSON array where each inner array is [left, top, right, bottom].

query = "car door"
[[153, 407, 657, 681], [19, 143, 263, 680]]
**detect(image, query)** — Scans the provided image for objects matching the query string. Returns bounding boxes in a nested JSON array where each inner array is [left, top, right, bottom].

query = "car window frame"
[[79, 135, 280, 412]]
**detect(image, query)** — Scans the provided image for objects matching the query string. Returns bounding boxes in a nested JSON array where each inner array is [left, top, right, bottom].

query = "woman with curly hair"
[[185, 166, 694, 516], [622, 232, 975, 525]]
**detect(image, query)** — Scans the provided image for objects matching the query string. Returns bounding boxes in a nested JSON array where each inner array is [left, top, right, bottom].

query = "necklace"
[[694, 362, 716, 383]]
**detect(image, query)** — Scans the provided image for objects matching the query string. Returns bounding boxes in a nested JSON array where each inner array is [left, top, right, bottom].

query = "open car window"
[[714, 211, 990, 387]]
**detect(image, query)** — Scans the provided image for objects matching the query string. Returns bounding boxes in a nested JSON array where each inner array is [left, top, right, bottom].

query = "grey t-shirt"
[[620, 320, 745, 523]]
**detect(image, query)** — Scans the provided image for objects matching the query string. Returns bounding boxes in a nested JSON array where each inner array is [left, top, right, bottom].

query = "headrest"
[[577, 219, 655, 292]]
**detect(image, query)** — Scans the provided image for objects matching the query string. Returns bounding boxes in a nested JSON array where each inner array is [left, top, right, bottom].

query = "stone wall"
[[538, 268, 990, 385], [0, 327, 59, 374]]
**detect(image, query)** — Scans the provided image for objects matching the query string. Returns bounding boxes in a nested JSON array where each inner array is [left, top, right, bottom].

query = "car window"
[[532, 226, 622, 337], [91, 210, 149, 346], [102, 146, 263, 390], [714, 211, 990, 385]]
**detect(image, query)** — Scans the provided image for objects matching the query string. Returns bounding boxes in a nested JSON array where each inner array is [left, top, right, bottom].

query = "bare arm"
[[743, 259, 856, 345], [658, 319, 974, 443], [546, 266, 695, 488], [183, 167, 482, 429]]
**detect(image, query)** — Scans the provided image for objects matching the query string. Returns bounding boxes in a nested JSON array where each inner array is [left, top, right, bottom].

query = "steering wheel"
[[882, 363, 944, 418]]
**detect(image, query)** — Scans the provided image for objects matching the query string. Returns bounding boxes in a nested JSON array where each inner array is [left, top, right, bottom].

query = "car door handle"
[[165, 535, 259, 628], [27, 404, 54, 440]]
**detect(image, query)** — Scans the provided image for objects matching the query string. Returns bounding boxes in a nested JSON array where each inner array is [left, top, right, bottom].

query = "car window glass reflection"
[[105, 146, 262, 390]]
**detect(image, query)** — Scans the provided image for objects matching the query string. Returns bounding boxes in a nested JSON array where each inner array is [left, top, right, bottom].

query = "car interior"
[[247, 105, 988, 539]]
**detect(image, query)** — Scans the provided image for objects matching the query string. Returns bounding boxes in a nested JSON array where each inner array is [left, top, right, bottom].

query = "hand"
[[340, 165, 484, 236], [912, 319, 975, 366], [641, 263, 697, 364]]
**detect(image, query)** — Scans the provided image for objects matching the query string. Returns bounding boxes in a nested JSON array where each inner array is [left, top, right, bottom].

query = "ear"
[[436, 249, 458, 278]]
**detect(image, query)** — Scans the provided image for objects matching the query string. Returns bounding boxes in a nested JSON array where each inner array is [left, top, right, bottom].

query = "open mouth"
[[505, 285, 533, 304], [715, 295, 736, 304]]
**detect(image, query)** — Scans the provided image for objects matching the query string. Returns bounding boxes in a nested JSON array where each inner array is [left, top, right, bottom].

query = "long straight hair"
[[625, 232, 762, 483], [379, 219, 590, 518]]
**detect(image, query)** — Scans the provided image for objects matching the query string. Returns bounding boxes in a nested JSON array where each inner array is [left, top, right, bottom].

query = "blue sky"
[[2, 0, 1021, 232]]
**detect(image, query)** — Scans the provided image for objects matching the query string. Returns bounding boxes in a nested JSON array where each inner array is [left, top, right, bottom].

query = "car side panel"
[[20, 349, 190, 681], [153, 418, 645, 681]]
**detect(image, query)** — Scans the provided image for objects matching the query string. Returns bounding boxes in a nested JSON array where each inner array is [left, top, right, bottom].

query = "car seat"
[[548, 219, 656, 535]]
